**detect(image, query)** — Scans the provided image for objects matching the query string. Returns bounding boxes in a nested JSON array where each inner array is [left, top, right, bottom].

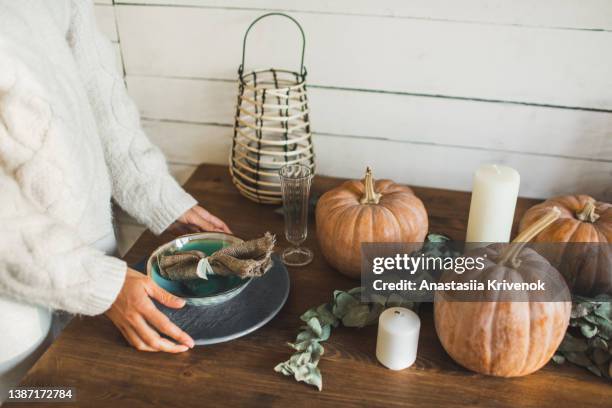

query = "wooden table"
[[13, 164, 610, 407]]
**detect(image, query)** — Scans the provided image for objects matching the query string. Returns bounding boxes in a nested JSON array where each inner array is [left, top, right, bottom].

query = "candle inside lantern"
[[376, 307, 420, 370], [465, 164, 520, 243]]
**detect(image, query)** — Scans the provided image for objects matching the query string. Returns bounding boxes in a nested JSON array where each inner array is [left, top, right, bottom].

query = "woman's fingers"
[[193, 206, 232, 233], [167, 222, 194, 235], [192, 216, 225, 233], [119, 324, 156, 352], [173, 205, 231, 234], [142, 304, 194, 348], [146, 280, 186, 309], [131, 315, 189, 353]]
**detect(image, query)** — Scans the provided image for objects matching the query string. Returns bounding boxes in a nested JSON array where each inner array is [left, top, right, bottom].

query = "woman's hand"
[[167, 205, 232, 235], [106, 269, 195, 353]]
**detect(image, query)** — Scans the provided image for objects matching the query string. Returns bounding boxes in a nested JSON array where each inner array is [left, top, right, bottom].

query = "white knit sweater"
[[0, 0, 197, 315]]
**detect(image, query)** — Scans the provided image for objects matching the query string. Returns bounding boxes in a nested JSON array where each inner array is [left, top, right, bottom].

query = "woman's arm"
[[67, 1, 196, 235], [0, 164, 194, 351], [0, 166, 126, 315]]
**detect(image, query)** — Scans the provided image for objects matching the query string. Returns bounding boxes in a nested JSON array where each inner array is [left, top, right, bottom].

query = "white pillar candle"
[[465, 164, 520, 243], [376, 307, 420, 370]]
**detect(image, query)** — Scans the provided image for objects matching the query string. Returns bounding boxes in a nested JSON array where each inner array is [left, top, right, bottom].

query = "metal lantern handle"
[[239, 12, 306, 75]]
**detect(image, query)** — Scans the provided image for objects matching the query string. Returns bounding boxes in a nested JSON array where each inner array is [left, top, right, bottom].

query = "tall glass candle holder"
[[279, 164, 313, 266]]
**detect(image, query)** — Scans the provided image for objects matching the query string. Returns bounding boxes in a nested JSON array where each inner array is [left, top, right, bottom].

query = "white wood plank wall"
[[95, 2, 612, 246]]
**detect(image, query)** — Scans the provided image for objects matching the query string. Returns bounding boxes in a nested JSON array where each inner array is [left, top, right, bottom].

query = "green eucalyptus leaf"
[[586, 365, 603, 377], [293, 363, 323, 391], [318, 324, 332, 342], [306, 317, 323, 338], [300, 307, 320, 323], [556, 295, 612, 380], [565, 351, 593, 368], [589, 337, 608, 351], [592, 348, 610, 366], [369, 293, 388, 307], [341, 304, 371, 328], [580, 323, 598, 338], [426, 233, 450, 243], [332, 291, 359, 318], [552, 354, 565, 364], [288, 340, 311, 351], [315, 304, 339, 327], [307, 342, 324, 365], [296, 330, 316, 343], [572, 302, 595, 319], [558, 333, 589, 352], [274, 362, 293, 376], [593, 302, 611, 320], [593, 318, 612, 340], [347, 287, 363, 297], [365, 303, 386, 327]]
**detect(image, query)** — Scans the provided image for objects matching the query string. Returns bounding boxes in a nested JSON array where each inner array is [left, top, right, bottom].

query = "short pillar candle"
[[376, 307, 420, 370]]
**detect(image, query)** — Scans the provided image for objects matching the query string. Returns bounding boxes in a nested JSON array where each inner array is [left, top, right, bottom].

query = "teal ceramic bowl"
[[146, 232, 252, 306]]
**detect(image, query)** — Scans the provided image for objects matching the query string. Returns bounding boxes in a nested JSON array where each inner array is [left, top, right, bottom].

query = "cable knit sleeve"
[[0, 165, 127, 315], [67, 0, 196, 234]]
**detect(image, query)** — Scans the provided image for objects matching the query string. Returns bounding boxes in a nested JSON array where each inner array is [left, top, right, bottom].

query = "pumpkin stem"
[[576, 200, 600, 223], [360, 166, 382, 205], [499, 207, 561, 268]]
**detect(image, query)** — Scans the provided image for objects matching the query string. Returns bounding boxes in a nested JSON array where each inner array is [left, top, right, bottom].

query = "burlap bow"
[[157, 232, 275, 281]]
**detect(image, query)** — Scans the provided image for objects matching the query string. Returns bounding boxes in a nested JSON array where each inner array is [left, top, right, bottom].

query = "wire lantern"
[[230, 13, 315, 204]]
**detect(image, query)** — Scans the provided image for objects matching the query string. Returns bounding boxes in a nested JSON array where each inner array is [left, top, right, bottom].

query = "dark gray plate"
[[152, 254, 290, 345]]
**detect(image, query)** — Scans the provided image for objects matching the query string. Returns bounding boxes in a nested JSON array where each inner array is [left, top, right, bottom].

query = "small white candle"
[[376, 307, 420, 370], [465, 164, 520, 243]]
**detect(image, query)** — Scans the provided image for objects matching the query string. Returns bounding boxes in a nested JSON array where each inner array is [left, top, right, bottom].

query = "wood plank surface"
[[13, 164, 610, 408]]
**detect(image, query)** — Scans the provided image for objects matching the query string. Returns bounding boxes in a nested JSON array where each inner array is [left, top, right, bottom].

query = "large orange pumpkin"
[[519, 195, 611, 295], [315, 167, 428, 279], [435, 208, 571, 377]]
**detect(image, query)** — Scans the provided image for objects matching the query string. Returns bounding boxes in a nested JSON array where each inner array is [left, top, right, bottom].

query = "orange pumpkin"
[[315, 167, 428, 279], [519, 195, 611, 295], [435, 208, 571, 377]]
